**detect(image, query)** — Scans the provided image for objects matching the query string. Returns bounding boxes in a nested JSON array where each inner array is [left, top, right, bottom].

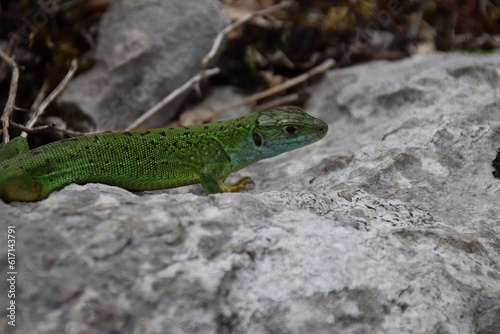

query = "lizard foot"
[[220, 176, 255, 193]]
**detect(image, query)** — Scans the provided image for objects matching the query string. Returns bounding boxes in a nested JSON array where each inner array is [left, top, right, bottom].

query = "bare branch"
[[0, 49, 20, 144], [126, 67, 221, 131], [216, 58, 335, 114], [255, 93, 303, 111], [201, 0, 294, 68], [30, 79, 50, 113], [23, 59, 78, 136], [11, 121, 89, 137], [126, 1, 295, 131]]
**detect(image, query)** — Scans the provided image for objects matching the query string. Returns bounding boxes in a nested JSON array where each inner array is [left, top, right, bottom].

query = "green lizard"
[[0, 107, 328, 202]]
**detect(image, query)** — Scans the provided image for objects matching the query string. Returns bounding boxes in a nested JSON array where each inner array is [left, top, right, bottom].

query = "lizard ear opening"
[[252, 132, 263, 147]]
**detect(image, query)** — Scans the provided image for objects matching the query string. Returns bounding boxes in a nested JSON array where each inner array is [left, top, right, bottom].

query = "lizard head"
[[251, 106, 328, 159]]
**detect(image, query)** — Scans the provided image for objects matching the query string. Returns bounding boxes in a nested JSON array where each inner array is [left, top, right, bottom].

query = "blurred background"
[[1, 0, 499, 141]]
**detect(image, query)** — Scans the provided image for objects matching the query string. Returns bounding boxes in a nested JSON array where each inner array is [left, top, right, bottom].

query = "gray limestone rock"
[[1, 53, 499, 333], [58, 0, 229, 130]]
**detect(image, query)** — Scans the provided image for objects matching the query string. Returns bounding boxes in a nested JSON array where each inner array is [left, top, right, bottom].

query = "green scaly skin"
[[0, 107, 328, 202]]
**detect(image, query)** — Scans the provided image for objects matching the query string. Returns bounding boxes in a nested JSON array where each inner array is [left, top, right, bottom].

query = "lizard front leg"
[[199, 167, 254, 194]]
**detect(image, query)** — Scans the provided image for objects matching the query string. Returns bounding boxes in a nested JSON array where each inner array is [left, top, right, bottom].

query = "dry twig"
[[0, 49, 20, 144], [126, 67, 221, 131], [254, 93, 303, 111], [30, 80, 50, 113], [23, 59, 79, 137], [127, 1, 295, 130], [216, 58, 335, 114], [11, 121, 88, 137], [201, 0, 294, 68]]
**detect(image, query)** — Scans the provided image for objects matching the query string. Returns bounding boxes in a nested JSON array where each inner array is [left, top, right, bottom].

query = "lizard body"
[[0, 107, 328, 202]]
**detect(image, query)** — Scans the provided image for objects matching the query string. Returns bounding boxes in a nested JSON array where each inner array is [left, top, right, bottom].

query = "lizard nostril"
[[314, 119, 328, 134]]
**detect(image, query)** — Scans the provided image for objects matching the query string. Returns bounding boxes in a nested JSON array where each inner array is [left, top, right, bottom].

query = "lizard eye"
[[285, 126, 297, 135], [253, 132, 263, 147]]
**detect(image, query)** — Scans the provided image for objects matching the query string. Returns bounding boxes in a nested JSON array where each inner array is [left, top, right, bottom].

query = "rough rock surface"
[[1, 53, 500, 334], [58, 0, 229, 130]]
